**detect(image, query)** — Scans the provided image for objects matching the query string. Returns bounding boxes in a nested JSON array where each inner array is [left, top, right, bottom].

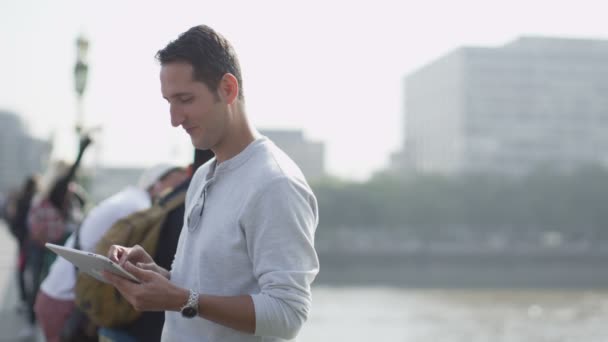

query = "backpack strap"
[[161, 190, 187, 213]]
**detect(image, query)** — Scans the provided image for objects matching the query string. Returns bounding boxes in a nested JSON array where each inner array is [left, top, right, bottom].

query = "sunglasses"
[[187, 186, 208, 232]]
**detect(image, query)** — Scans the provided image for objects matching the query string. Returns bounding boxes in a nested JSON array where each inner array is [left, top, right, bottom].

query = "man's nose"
[[170, 106, 184, 127]]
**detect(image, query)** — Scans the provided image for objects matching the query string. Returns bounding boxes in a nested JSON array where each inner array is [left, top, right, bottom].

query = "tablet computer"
[[45, 243, 141, 284]]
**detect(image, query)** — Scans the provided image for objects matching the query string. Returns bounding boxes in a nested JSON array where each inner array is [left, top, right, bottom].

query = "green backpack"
[[74, 191, 186, 328]]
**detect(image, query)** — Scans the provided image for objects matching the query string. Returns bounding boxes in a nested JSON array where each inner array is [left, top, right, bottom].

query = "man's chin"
[[191, 137, 211, 150]]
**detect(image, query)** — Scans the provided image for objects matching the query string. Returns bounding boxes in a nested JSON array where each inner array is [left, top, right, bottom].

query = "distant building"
[[0, 110, 52, 193], [392, 36, 608, 176], [261, 129, 325, 181]]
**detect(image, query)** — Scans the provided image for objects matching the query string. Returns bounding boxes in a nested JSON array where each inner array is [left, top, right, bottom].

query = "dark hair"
[[23, 175, 39, 196], [156, 25, 244, 99]]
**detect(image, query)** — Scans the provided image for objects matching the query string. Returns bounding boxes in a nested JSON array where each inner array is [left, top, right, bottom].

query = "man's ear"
[[218, 73, 239, 104]]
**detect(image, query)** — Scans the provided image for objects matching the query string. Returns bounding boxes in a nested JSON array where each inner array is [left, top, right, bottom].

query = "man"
[[35, 164, 187, 342], [105, 25, 319, 341]]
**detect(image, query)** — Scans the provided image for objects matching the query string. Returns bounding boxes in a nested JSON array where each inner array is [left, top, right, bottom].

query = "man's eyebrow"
[[164, 92, 192, 100]]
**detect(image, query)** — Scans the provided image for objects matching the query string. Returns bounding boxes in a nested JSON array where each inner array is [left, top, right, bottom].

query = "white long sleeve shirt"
[[162, 137, 319, 341]]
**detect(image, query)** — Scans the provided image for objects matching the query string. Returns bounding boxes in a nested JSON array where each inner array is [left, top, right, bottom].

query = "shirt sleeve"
[[241, 177, 319, 340]]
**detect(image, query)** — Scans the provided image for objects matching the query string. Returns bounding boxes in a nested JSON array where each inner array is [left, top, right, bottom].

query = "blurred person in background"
[[4, 175, 40, 309], [35, 163, 188, 342], [0, 192, 8, 221], [1, 190, 19, 227], [19, 135, 93, 338]]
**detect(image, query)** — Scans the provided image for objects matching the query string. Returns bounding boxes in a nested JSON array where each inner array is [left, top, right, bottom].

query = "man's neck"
[[213, 107, 258, 164]]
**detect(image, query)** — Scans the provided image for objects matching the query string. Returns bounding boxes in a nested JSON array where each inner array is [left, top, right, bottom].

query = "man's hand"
[[103, 262, 188, 312], [108, 244, 154, 266], [135, 261, 171, 279]]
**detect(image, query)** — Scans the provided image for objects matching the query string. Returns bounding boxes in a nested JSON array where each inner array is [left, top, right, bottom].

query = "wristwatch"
[[180, 289, 199, 318]]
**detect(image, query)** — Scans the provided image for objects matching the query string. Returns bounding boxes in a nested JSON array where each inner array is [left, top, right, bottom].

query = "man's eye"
[[180, 97, 193, 103]]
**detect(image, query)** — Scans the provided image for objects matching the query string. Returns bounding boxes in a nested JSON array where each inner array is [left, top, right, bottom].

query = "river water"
[[299, 286, 607, 341]]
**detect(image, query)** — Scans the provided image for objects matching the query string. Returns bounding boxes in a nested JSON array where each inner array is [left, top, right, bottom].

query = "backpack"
[[74, 190, 186, 328]]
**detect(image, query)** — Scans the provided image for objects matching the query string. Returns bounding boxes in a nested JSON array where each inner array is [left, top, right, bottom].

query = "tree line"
[[311, 165, 608, 231]]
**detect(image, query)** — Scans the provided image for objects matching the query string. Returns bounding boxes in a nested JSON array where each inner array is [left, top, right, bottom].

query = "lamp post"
[[74, 34, 89, 134]]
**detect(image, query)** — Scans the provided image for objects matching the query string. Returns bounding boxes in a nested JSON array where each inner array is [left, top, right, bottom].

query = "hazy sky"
[[1, 0, 606, 180]]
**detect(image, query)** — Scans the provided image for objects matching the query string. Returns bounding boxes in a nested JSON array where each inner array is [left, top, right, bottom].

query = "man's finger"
[[118, 248, 132, 266], [137, 262, 157, 273], [108, 245, 119, 261], [123, 261, 152, 281]]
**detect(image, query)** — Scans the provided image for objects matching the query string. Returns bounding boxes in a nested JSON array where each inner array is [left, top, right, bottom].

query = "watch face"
[[182, 307, 197, 318]]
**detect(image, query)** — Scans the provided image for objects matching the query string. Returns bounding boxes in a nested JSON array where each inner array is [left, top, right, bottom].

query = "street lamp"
[[74, 34, 89, 134]]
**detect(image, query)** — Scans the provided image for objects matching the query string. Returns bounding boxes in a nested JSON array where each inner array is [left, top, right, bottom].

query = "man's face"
[[160, 61, 227, 150]]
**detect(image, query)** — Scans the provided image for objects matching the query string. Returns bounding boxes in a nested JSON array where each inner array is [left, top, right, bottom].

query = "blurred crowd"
[[0, 134, 214, 342]]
